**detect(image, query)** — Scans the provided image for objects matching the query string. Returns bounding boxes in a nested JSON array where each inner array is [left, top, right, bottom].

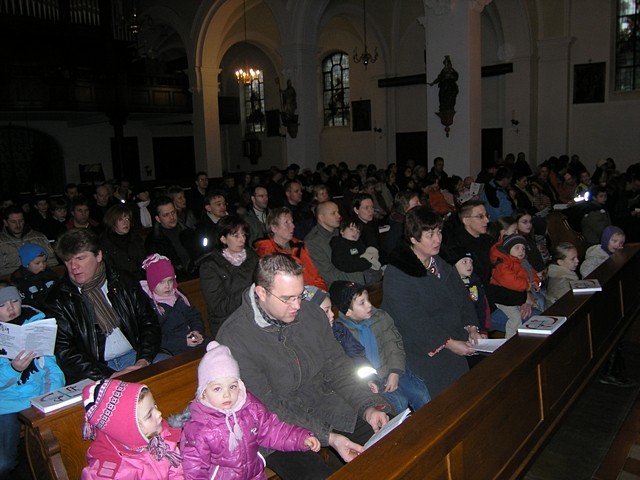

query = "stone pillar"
[[191, 65, 223, 178], [536, 37, 573, 162], [279, 43, 320, 170], [423, 0, 490, 177]]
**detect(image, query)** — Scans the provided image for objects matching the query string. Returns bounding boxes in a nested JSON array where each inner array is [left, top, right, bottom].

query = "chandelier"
[[353, 0, 378, 69], [235, 0, 261, 84]]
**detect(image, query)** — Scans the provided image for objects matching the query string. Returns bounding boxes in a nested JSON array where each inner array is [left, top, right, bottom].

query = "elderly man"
[[44, 229, 161, 384], [305, 201, 365, 287], [217, 253, 391, 479], [243, 184, 269, 246], [0, 205, 57, 276]]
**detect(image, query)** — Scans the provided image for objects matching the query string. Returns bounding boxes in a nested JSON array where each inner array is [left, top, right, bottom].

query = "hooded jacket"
[[489, 243, 540, 293], [181, 391, 314, 480], [0, 305, 65, 414], [44, 265, 161, 384], [82, 420, 183, 479], [216, 285, 391, 445]]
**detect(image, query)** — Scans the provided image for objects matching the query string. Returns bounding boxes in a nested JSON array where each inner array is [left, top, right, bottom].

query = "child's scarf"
[[339, 314, 381, 369]]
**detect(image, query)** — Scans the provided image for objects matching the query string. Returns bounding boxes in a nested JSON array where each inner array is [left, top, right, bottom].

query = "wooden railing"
[[329, 245, 640, 480]]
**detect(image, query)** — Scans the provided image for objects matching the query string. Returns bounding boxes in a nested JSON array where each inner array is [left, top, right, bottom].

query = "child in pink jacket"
[[81, 379, 184, 479], [180, 341, 320, 480]]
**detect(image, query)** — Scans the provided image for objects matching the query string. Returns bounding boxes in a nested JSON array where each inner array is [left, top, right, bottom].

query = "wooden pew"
[[329, 245, 640, 479]]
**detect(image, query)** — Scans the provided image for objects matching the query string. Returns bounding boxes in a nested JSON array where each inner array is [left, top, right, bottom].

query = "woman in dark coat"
[[198, 215, 258, 336], [99, 204, 146, 279], [382, 207, 483, 397]]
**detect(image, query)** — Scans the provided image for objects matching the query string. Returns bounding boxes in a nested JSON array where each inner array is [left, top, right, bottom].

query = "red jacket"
[[489, 242, 540, 292], [254, 237, 328, 290]]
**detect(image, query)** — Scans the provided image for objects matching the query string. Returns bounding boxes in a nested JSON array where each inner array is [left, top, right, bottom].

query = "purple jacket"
[[181, 393, 314, 480]]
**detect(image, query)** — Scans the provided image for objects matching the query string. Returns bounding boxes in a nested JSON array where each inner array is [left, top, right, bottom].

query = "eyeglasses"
[[265, 288, 307, 305], [466, 214, 489, 220]]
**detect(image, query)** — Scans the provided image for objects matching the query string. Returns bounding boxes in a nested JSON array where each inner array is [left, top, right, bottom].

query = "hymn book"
[[518, 315, 567, 336], [364, 408, 411, 449], [0, 318, 57, 358], [30, 378, 94, 414], [570, 279, 602, 294]]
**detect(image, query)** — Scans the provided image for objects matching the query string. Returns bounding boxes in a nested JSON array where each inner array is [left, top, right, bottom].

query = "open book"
[[0, 318, 57, 358], [30, 378, 94, 414], [472, 338, 507, 353], [364, 408, 411, 449]]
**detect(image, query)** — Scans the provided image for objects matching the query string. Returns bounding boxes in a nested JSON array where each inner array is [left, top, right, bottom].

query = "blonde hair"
[[551, 242, 577, 263]]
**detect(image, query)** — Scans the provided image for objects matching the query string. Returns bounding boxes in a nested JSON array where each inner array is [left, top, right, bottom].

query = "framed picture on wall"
[[573, 62, 605, 104], [351, 100, 371, 131]]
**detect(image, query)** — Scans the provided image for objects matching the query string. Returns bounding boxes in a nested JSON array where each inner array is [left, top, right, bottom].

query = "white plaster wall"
[[568, 0, 640, 172]]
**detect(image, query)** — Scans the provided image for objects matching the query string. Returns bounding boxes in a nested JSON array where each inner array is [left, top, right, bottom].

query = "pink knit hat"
[[142, 254, 175, 292], [196, 341, 246, 409], [82, 379, 182, 467], [82, 379, 148, 448]]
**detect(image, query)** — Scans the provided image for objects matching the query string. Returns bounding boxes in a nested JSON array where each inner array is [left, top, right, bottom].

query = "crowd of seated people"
[[1, 153, 639, 478]]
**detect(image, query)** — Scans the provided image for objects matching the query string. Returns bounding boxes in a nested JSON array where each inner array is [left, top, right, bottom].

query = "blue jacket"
[[0, 305, 65, 414]]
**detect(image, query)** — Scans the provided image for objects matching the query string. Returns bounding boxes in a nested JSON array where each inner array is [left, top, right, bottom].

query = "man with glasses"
[[443, 200, 526, 314], [217, 253, 392, 479]]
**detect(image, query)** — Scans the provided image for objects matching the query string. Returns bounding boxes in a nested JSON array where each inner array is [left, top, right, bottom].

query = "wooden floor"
[[524, 341, 640, 480]]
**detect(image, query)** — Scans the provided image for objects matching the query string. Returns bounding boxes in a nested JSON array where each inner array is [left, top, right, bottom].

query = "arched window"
[[244, 72, 265, 133], [322, 52, 350, 126], [615, 1, 640, 90]]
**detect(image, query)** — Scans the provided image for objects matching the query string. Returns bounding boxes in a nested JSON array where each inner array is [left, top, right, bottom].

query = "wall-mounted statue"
[[428, 55, 459, 137], [277, 78, 299, 138]]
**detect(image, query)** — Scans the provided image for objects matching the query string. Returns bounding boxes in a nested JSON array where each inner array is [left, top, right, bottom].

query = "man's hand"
[[328, 432, 364, 462], [384, 373, 399, 392], [363, 406, 389, 432]]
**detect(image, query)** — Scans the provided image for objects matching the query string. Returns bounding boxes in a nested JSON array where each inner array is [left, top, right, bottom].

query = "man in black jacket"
[[45, 229, 161, 384]]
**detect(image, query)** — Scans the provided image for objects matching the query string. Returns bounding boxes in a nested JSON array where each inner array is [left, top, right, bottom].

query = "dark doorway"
[[152, 136, 195, 185], [396, 131, 428, 170], [481, 128, 503, 169], [111, 137, 140, 184]]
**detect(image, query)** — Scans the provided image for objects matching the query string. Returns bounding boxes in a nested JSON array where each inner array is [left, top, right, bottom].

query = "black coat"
[[198, 248, 258, 336], [44, 266, 161, 383]]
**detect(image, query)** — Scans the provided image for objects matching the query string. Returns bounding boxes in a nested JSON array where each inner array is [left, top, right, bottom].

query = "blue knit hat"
[[18, 243, 47, 267]]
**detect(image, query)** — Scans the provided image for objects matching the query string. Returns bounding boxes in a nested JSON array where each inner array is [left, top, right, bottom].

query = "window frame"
[[322, 52, 351, 127]]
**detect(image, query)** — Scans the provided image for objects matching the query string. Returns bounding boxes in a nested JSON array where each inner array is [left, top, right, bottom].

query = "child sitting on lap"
[[81, 379, 184, 479], [330, 219, 382, 285], [0, 285, 65, 479], [329, 281, 431, 413], [179, 341, 321, 480]]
